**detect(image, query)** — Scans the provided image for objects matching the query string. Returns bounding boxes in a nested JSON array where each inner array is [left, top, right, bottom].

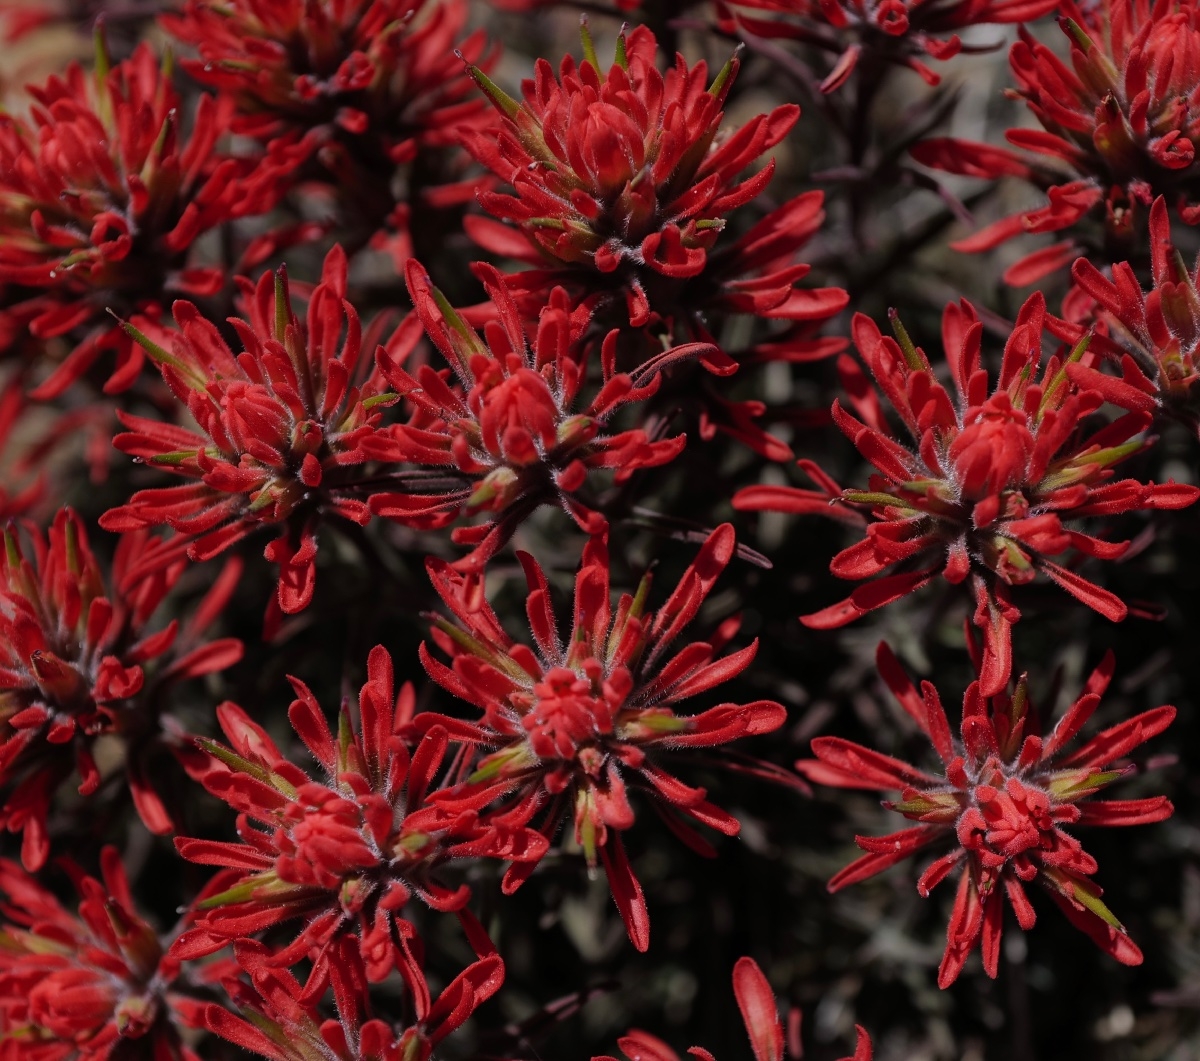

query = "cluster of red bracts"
[[2, 0, 1199, 1054], [798, 641, 1174, 987]]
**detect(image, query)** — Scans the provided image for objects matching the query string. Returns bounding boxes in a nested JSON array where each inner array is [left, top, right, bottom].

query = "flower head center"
[[949, 394, 1035, 501], [523, 666, 614, 763], [957, 774, 1055, 871], [276, 785, 380, 890]]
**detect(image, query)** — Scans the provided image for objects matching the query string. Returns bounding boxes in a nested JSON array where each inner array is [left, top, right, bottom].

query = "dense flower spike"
[[0, 509, 242, 869], [0, 37, 286, 397], [100, 246, 399, 620], [163, 0, 489, 263], [200, 940, 503, 1061], [0, 847, 210, 1060], [418, 525, 788, 951], [367, 260, 708, 568], [173, 645, 541, 1012], [798, 644, 1175, 987], [717, 0, 1056, 93], [461, 23, 845, 342], [736, 294, 1199, 695], [1070, 195, 1200, 429], [595, 955, 872, 1061], [913, 0, 1200, 284]]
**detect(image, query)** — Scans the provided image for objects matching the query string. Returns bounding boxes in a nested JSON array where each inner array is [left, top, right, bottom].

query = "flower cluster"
[[366, 260, 710, 568], [100, 246, 399, 620], [799, 643, 1174, 986], [462, 23, 846, 344], [416, 525, 788, 951], [201, 940, 503, 1061], [915, 0, 1200, 282], [162, 0, 490, 263], [2, 0, 1198, 1053], [0, 509, 241, 869], [0, 847, 212, 1060], [173, 644, 542, 1008], [1070, 194, 1200, 428], [0, 38, 287, 398], [737, 293, 1199, 695]]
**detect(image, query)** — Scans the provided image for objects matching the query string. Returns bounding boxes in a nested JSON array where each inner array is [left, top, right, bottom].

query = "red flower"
[[0, 846, 215, 1061], [461, 24, 844, 342], [913, 0, 1200, 284], [1070, 194, 1200, 428], [162, 0, 490, 266], [0, 509, 242, 869], [717, 0, 1055, 93], [0, 37, 287, 399], [594, 955, 872, 1061], [735, 294, 1199, 696], [365, 260, 707, 569], [99, 246, 399, 621], [172, 645, 543, 1012], [417, 526, 789, 952], [797, 643, 1175, 987], [199, 939, 503, 1061]]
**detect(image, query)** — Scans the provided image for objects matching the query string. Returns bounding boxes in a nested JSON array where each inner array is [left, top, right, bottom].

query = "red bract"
[[913, 0, 1200, 284], [461, 24, 845, 343], [797, 644, 1175, 987], [735, 294, 1199, 696], [0, 847, 212, 1061], [200, 940, 503, 1061], [1070, 194, 1200, 429], [162, 0, 489, 265], [0, 509, 242, 870], [0, 38, 286, 399], [717, 0, 1055, 93], [595, 955, 872, 1061], [366, 260, 707, 569], [100, 246, 399, 622], [418, 525, 789, 952], [172, 645, 542, 1014]]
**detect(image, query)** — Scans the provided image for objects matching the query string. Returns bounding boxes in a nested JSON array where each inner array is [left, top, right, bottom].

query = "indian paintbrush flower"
[[172, 645, 543, 1013], [0, 35, 288, 397], [100, 246, 401, 623], [735, 293, 1199, 696], [0, 509, 242, 869], [416, 525, 790, 951], [913, 0, 1200, 283], [797, 642, 1175, 987]]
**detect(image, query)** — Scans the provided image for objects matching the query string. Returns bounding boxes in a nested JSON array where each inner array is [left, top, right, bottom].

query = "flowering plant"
[[2, 0, 1199, 1056]]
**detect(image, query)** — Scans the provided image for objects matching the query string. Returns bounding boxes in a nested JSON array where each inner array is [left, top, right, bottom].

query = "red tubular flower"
[[594, 956, 872, 1061], [199, 939, 503, 1061], [417, 525, 789, 952], [913, 0, 1200, 284], [1070, 194, 1200, 428], [0, 509, 242, 869], [366, 260, 708, 569], [717, 0, 1055, 93], [99, 246, 399, 621], [735, 293, 1200, 696], [162, 0, 490, 265], [172, 645, 542, 1014], [0, 846, 215, 1060], [461, 24, 845, 344], [0, 37, 287, 399], [797, 643, 1175, 988]]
